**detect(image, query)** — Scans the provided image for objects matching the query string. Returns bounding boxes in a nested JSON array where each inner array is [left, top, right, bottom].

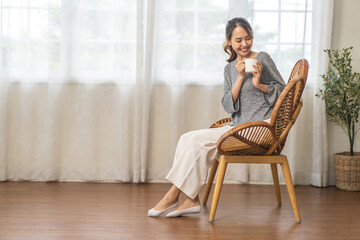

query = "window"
[[249, 0, 312, 79], [1, 0, 62, 80], [1, 0, 312, 84], [1, 0, 137, 83], [72, 0, 136, 82], [154, 0, 312, 84], [153, 0, 229, 84]]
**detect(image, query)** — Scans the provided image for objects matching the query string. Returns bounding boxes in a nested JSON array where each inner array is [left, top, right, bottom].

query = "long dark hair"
[[223, 18, 253, 63]]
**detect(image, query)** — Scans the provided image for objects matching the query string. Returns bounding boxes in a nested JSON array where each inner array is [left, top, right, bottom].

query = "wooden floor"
[[0, 182, 359, 240]]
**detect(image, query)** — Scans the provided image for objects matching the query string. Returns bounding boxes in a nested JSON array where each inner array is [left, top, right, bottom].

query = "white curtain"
[[275, 0, 334, 187], [0, 0, 333, 186], [0, 0, 151, 182], [309, 0, 334, 186]]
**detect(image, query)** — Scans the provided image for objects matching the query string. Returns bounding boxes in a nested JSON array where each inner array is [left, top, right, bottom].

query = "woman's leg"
[[166, 126, 231, 200], [153, 185, 181, 211], [149, 126, 231, 217]]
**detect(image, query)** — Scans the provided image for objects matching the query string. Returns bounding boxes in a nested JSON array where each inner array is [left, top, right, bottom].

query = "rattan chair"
[[203, 59, 309, 223]]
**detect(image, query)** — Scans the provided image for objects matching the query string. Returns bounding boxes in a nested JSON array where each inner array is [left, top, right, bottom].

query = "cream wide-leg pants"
[[165, 125, 232, 200]]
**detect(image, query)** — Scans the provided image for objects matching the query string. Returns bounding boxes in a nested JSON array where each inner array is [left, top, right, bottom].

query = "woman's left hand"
[[250, 61, 263, 88]]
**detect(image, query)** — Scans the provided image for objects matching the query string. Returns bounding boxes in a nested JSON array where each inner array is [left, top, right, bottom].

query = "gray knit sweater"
[[221, 51, 286, 126]]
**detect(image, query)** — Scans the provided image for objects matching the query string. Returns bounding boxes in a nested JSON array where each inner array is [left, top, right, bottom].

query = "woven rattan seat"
[[203, 59, 309, 223]]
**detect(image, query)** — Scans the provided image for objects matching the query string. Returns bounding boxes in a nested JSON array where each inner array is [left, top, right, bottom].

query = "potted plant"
[[317, 46, 360, 191]]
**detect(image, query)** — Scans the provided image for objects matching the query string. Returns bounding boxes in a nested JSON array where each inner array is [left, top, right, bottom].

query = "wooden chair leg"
[[209, 157, 227, 223], [270, 163, 282, 206], [202, 159, 219, 206], [281, 159, 301, 223]]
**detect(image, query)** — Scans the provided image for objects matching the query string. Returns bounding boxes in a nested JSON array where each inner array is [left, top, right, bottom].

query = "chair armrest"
[[209, 117, 232, 128], [216, 121, 277, 155]]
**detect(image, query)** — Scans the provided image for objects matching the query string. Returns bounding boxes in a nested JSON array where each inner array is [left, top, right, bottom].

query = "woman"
[[148, 17, 285, 218]]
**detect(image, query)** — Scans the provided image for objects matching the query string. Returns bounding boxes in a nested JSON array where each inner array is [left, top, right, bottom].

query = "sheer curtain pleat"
[[132, 0, 156, 182], [309, 0, 334, 186]]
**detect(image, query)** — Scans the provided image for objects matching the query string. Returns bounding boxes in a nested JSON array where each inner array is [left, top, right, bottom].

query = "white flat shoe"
[[148, 202, 179, 218], [166, 205, 202, 218]]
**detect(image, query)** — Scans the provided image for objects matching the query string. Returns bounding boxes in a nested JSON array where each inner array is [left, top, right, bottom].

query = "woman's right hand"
[[235, 61, 245, 78], [231, 60, 245, 103]]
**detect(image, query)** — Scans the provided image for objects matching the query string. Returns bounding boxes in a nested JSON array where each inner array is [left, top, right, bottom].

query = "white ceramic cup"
[[245, 58, 259, 72]]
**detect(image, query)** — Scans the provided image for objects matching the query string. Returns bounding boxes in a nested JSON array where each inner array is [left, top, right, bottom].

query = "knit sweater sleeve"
[[261, 53, 286, 107], [221, 65, 240, 114]]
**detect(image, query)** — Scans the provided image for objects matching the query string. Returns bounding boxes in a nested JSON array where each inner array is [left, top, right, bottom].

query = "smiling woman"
[[223, 18, 254, 62], [147, 17, 286, 219]]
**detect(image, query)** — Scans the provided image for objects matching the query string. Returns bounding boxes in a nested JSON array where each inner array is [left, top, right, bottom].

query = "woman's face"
[[227, 26, 253, 59]]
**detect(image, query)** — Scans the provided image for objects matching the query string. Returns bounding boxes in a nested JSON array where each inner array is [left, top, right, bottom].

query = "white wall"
[[327, 0, 360, 184]]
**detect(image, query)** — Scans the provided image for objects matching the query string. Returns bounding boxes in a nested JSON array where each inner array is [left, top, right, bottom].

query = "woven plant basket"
[[334, 152, 360, 191]]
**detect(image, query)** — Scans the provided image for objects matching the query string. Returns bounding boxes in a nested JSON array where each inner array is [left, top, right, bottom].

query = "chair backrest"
[[267, 59, 309, 155], [288, 59, 309, 84], [288, 59, 309, 112]]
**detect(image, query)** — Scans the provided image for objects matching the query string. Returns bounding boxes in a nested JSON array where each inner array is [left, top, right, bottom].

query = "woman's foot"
[[166, 195, 201, 218], [152, 196, 178, 212], [148, 202, 179, 217], [176, 195, 201, 211], [148, 185, 181, 217], [153, 185, 180, 211]]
